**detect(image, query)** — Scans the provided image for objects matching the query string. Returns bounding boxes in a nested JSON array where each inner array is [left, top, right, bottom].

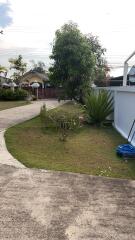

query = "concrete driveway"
[[0, 165, 135, 240], [0, 100, 135, 239]]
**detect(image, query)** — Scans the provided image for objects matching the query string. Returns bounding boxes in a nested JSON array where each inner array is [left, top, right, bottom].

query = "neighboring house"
[[109, 76, 128, 86], [128, 65, 135, 83], [21, 69, 60, 99], [94, 79, 110, 87], [109, 66, 135, 86], [0, 76, 12, 86], [0, 69, 60, 99], [21, 70, 49, 87]]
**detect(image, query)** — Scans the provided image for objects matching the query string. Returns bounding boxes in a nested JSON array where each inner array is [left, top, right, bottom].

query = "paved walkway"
[[0, 100, 63, 168], [0, 100, 135, 239], [0, 100, 62, 130]]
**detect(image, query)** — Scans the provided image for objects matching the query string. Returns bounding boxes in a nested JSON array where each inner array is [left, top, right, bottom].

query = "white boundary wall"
[[95, 86, 135, 146]]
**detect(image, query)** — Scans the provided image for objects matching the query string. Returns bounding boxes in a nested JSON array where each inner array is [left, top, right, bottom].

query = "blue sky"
[[0, 1, 12, 27], [0, 0, 135, 77]]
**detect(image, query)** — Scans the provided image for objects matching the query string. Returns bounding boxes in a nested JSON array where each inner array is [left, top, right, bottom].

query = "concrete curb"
[[0, 100, 66, 169], [0, 129, 26, 168]]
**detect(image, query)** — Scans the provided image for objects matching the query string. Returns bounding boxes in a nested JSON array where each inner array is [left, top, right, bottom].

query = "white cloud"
[[0, 0, 135, 76]]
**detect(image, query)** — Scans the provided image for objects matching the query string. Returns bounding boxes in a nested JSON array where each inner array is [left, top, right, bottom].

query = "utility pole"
[[123, 51, 135, 86]]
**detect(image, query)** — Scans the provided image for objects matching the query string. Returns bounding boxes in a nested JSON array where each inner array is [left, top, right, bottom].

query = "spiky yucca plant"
[[85, 90, 113, 125]]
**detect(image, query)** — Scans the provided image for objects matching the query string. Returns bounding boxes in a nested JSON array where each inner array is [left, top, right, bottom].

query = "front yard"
[[0, 101, 29, 111], [5, 102, 135, 179]]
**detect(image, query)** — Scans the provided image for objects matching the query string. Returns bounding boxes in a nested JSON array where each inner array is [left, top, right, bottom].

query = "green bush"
[[0, 88, 28, 101], [85, 90, 113, 126], [40, 104, 81, 141], [0, 89, 15, 100], [14, 89, 28, 100], [40, 104, 48, 123]]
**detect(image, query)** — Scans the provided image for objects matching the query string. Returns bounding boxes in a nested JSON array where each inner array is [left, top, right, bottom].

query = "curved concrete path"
[[0, 100, 64, 168], [0, 100, 135, 240]]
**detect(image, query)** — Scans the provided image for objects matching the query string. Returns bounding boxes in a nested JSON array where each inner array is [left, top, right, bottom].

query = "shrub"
[[53, 110, 81, 141], [40, 104, 48, 123], [85, 90, 113, 126], [14, 89, 28, 100], [40, 105, 81, 141], [40, 104, 55, 129], [0, 89, 15, 100], [0, 88, 28, 101]]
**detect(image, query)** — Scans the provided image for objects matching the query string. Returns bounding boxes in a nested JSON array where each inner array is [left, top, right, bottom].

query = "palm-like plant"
[[85, 89, 113, 125]]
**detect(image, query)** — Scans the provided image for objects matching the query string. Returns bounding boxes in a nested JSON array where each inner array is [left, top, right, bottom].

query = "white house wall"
[[95, 86, 135, 146], [114, 90, 135, 146]]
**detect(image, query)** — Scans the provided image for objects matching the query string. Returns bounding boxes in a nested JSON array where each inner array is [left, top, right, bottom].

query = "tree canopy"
[[49, 22, 108, 101], [30, 60, 46, 74], [9, 55, 27, 85]]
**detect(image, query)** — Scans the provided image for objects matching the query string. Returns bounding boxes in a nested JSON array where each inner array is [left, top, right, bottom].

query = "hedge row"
[[0, 89, 28, 101]]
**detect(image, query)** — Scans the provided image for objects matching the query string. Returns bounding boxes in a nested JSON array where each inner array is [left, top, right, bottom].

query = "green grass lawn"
[[5, 102, 135, 179], [0, 101, 30, 111]]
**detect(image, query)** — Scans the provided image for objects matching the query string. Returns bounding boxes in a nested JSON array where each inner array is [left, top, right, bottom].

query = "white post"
[[37, 88, 38, 99], [11, 86, 14, 92], [31, 82, 40, 100], [114, 90, 118, 128], [123, 62, 128, 86], [10, 80, 15, 92], [123, 50, 135, 86]]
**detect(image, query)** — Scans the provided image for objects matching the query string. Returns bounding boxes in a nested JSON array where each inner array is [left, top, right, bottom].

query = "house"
[[108, 66, 135, 86], [0, 76, 12, 87], [21, 69, 49, 87], [20, 69, 62, 99], [95, 66, 135, 87], [128, 65, 135, 83]]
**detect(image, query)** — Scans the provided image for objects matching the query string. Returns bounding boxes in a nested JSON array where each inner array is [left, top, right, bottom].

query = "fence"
[[23, 87, 62, 99]]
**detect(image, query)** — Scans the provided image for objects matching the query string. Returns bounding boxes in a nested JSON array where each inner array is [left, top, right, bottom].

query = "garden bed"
[[5, 102, 135, 179]]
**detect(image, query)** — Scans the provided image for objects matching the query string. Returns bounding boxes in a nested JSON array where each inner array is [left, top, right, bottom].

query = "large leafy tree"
[[86, 34, 109, 83], [9, 55, 27, 85], [49, 22, 107, 101]]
